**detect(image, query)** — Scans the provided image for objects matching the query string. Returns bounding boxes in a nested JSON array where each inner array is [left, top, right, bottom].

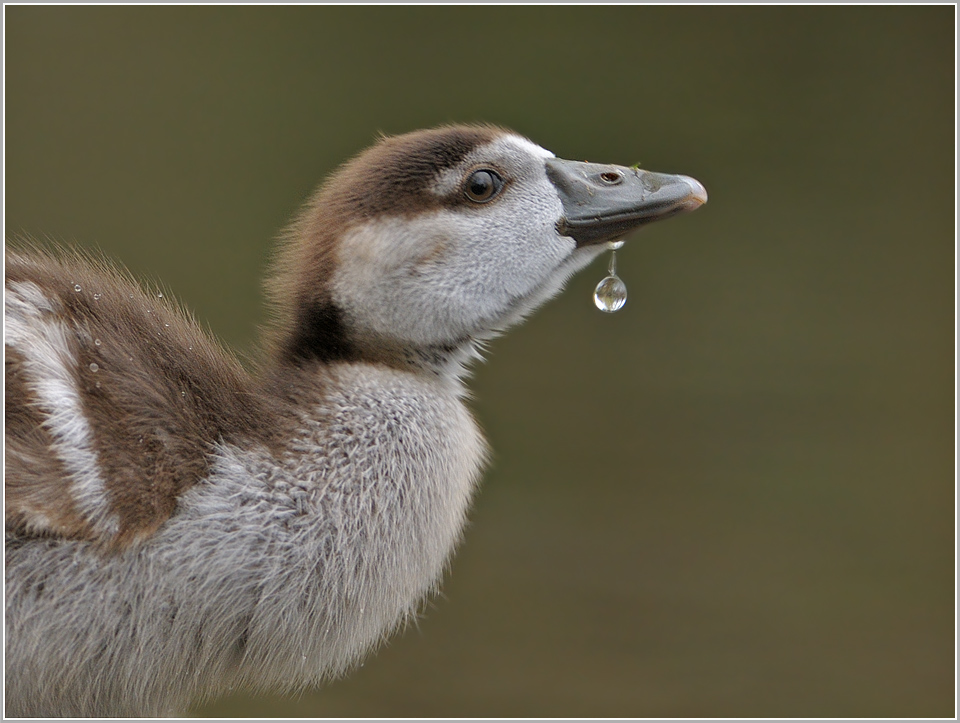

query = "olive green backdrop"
[[5, 5, 954, 718]]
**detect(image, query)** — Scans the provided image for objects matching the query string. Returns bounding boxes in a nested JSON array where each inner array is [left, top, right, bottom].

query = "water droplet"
[[609, 240, 625, 250], [95, 381, 101, 389], [157, 292, 163, 298], [188, 346, 193, 351], [594, 276, 627, 312], [164, 323, 170, 328], [73, 284, 82, 292], [593, 248, 627, 313], [94, 339, 101, 346], [93, 293, 101, 300], [89, 363, 99, 372]]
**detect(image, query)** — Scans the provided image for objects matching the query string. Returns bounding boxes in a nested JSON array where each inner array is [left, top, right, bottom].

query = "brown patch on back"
[[263, 124, 507, 367], [5, 245, 286, 547]]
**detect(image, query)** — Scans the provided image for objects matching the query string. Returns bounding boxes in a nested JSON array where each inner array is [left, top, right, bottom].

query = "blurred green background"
[[5, 5, 954, 718]]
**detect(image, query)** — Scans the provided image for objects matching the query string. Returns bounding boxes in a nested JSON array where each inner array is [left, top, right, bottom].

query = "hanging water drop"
[[89, 363, 99, 373], [594, 276, 627, 312], [93, 293, 101, 301], [73, 284, 82, 292], [157, 292, 163, 299], [94, 338, 101, 346], [593, 243, 627, 313]]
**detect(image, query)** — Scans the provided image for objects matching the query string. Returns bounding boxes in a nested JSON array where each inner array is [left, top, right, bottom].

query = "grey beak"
[[545, 158, 708, 247]]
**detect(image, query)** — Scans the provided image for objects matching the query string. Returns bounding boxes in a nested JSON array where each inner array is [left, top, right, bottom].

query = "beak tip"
[[681, 176, 708, 207]]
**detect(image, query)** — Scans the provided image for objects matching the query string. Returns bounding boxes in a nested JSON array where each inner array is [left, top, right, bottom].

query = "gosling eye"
[[464, 169, 504, 203]]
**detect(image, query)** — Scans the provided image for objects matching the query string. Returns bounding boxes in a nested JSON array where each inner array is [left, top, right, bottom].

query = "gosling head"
[[268, 124, 706, 373]]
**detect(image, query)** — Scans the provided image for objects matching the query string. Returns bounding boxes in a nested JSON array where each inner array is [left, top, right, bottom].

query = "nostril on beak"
[[599, 171, 622, 185]]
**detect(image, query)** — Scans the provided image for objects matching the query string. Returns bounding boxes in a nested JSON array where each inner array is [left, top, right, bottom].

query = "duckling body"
[[5, 125, 706, 716]]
